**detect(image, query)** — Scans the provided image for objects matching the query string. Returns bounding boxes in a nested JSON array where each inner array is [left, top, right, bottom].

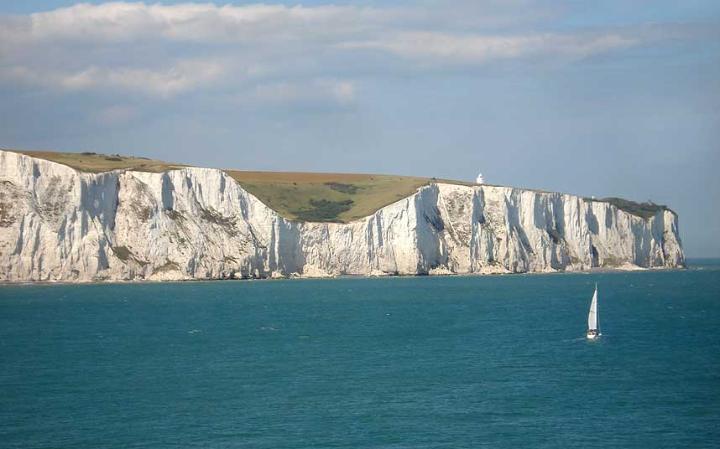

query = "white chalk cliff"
[[0, 150, 684, 282]]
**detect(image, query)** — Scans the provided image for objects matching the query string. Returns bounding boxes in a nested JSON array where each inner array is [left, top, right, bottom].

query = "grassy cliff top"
[[589, 197, 670, 219], [9, 150, 186, 173], [227, 170, 430, 222], [4, 149, 669, 222]]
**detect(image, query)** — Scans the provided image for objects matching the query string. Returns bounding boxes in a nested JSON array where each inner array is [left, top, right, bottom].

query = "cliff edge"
[[0, 150, 684, 282]]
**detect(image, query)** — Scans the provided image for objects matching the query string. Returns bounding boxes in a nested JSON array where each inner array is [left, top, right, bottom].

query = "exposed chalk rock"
[[0, 150, 685, 282]]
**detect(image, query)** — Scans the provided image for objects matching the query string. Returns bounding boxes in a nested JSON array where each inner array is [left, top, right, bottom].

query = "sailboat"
[[586, 284, 600, 339]]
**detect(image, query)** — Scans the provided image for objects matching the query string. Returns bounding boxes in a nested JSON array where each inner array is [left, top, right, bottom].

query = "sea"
[[1, 260, 719, 449]]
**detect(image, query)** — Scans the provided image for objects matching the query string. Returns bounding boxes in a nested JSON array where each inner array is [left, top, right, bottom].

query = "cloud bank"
[[0, 2, 708, 101]]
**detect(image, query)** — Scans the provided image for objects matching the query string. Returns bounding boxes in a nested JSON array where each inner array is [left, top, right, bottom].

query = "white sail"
[[587, 285, 598, 331]]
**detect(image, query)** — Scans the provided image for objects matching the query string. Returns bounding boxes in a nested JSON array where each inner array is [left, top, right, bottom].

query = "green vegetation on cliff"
[[586, 196, 669, 219], [226, 170, 429, 222], [11, 150, 185, 173]]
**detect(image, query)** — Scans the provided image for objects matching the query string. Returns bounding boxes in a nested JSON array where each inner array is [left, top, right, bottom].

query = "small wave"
[[564, 337, 587, 342]]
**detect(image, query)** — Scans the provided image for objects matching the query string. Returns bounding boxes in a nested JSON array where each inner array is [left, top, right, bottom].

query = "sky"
[[0, 1, 718, 257]]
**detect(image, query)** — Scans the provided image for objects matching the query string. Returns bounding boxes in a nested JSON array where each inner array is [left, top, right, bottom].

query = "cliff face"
[[0, 150, 684, 282]]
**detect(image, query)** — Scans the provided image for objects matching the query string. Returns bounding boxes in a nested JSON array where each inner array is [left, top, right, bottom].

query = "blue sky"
[[1, 1, 718, 256]]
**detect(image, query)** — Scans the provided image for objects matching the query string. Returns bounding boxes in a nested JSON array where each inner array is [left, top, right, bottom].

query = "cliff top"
[[2, 149, 669, 223], [11, 149, 187, 173], [226, 170, 432, 222], [587, 197, 670, 220]]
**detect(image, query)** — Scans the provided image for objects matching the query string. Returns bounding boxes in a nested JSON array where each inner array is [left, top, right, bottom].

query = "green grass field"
[[226, 170, 431, 222], [6, 149, 667, 222]]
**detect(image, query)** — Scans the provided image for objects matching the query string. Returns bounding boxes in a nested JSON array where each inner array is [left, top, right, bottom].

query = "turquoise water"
[[1, 262, 719, 448]]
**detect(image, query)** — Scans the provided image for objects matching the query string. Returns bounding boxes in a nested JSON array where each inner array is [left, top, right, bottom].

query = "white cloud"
[[6, 2, 394, 44], [341, 31, 639, 64], [0, 2, 706, 99], [2, 59, 225, 97]]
